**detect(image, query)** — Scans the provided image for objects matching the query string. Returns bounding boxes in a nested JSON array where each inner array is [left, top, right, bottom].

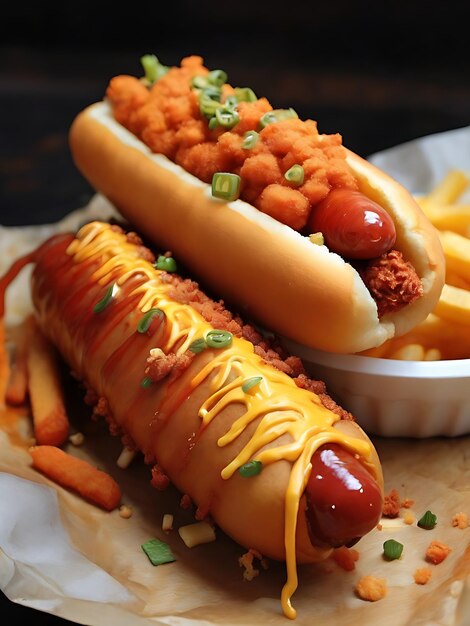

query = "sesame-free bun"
[[69, 101, 445, 353]]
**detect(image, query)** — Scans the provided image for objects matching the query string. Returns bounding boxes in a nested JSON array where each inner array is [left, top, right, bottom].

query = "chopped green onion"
[[199, 93, 223, 118], [211, 172, 241, 201], [191, 75, 208, 89], [383, 539, 404, 561], [207, 69, 228, 87], [141, 538, 176, 566], [140, 54, 169, 85], [242, 376, 263, 393], [140, 376, 153, 388], [242, 130, 259, 150], [205, 329, 233, 349], [234, 87, 258, 102], [155, 255, 177, 273], [417, 510, 437, 529], [239, 460, 263, 478], [284, 164, 304, 186], [215, 107, 240, 129], [189, 337, 207, 354], [208, 116, 219, 130], [137, 308, 163, 333], [259, 108, 298, 129], [93, 282, 117, 314], [224, 95, 238, 109]]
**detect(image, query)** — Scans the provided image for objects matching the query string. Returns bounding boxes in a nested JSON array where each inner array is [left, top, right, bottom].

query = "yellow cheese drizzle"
[[67, 222, 373, 619]]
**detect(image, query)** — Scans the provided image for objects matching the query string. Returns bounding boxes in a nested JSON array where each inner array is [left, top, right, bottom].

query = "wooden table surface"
[[1, 2, 469, 623]]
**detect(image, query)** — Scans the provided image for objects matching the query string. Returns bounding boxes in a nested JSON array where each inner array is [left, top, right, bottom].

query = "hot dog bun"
[[20, 221, 383, 618], [69, 99, 444, 354]]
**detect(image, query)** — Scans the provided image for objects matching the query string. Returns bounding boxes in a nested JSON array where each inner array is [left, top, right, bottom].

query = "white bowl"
[[284, 341, 470, 438]]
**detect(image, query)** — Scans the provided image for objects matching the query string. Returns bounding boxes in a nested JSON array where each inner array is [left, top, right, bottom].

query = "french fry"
[[434, 284, 470, 326], [424, 170, 470, 205], [5, 316, 34, 406], [27, 320, 70, 446], [30, 445, 122, 511], [0, 318, 9, 408], [439, 230, 470, 279], [421, 204, 470, 237]]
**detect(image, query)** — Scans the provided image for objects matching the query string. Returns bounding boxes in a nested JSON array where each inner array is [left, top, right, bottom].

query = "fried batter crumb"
[[403, 512, 415, 525], [401, 498, 414, 509], [451, 512, 469, 529], [382, 489, 401, 518], [119, 504, 133, 519], [332, 546, 360, 571], [239, 548, 269, 581], [414, 567, 432, 585], [425, 540, 452, 565], [355, 575, 387, 601]]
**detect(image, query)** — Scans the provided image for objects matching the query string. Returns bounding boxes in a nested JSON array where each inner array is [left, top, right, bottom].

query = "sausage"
[[0, 221, 384, 619], [307, 189, 397, 259]]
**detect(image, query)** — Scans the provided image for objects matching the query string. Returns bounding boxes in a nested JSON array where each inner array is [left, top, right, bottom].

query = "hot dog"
[[68, 55, 445, 354], [1, 221, 383, 618]]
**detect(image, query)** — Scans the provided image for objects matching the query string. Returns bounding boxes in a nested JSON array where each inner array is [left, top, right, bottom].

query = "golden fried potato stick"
[[27, 319, 70, 446]]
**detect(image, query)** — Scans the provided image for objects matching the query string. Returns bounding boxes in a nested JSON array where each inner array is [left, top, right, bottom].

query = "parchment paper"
[[1, 128, 469, 626]]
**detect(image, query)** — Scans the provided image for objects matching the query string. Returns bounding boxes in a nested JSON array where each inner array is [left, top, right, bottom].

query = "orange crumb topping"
[[414, 567, 432, 585], [425, 540, 452, 565], [451, 512, 468, 529], [332, 546, 360, 571], [382, 488, 400, 518], [355, 575, 387, 601]]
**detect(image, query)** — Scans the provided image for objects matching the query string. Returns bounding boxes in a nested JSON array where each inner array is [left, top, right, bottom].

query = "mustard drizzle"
[[66, 222, 373, 620]]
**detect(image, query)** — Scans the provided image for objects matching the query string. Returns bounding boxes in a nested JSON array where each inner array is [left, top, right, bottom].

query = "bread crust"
[[69, 102, 445, 353]]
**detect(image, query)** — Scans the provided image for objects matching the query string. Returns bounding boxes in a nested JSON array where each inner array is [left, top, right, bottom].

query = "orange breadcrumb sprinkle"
[[414, 567, 432, 585], [355, 575, 387, 601], [451, 512, 468, 529], [425, 540, 452, 565], [332, 546, 360, 572], [382, 489, 401, 518]]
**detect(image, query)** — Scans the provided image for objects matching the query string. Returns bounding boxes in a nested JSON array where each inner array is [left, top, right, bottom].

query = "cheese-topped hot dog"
[[69, 55, 445, 354], [1, 222, 383, 618]]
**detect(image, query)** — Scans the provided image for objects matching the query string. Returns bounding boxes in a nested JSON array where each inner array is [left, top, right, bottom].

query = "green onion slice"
[[239, 460, 263, 478], [208, 116, 219, 130], [141, 538, 176, 565], [155, 255, 177, 273], [259, 108, 298, 129], [206, 329, 233, 349], [93, 282, 117, 314], [383, 539, 404, 560], [242, 130, 259, 149], [189, 337, 207, 354], [211, 172, 241, 201], [137, 308, 164, 333], [224, 95, 238, 109], [140, 54, 169, 85], [207, 69, 228, 87], [417, 510, 437, 529], [234, 87, 258, 102], [140, 376, 153, 388], [215, 107, 240, 129], [242, 376, 263, 393], [284, 164, 304, 186], [191, 75, 208, 90]]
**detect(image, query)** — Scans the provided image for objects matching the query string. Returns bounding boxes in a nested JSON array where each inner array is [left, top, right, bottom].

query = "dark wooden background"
[[1, 1, 469, 623]]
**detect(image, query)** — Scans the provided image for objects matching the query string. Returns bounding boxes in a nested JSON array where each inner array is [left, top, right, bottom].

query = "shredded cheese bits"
[[64, 222, 374, 619]]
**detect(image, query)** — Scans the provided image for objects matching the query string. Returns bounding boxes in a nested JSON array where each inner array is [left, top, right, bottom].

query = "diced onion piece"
[[162, 513, 174, 532], [178, 521, 216, 548], [116, 446, 136, 469]]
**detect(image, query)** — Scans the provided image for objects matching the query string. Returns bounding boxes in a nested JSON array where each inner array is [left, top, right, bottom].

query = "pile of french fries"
[[361, 170, 470, 361]]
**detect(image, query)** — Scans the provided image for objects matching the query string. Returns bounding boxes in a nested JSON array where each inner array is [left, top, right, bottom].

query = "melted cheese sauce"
[[66, 222, 373, 619]]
